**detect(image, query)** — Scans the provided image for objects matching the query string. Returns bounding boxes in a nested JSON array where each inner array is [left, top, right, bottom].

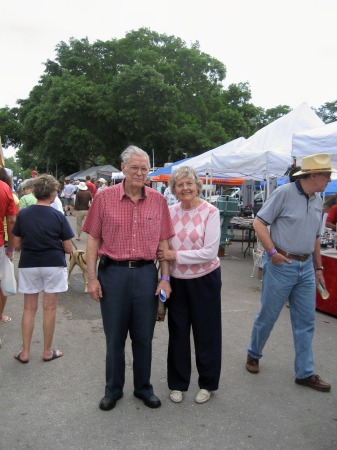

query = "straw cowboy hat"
[[293, 153, 337, 176]]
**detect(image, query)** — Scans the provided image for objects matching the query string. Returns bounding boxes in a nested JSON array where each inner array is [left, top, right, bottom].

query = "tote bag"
[[0, 249, 17, 296]]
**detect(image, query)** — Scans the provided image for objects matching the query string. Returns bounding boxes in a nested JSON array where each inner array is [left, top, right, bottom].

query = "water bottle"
[[159, 289, 167, 303], [317, 283, 329, 300]]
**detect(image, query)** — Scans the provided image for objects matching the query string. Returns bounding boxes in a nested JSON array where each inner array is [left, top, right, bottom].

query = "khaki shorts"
[[65, 198, 74, 206]]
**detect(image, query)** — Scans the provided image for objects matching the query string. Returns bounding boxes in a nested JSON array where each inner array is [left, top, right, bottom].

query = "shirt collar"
[[118, 180, 146, 200], [295, 179, 309, 199]]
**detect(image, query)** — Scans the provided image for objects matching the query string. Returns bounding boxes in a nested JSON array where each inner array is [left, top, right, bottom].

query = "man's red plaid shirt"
[[83, 182, 174, 260]]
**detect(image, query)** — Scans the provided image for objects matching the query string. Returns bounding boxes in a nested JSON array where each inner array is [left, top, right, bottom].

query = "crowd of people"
[[0, 149, 334, 411]]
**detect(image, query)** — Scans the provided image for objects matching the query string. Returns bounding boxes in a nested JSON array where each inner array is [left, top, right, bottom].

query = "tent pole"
[[210, 170, 213, 203], [266, 171, 270, 200]]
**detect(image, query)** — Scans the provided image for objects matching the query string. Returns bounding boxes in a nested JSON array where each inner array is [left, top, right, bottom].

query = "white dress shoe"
[[169, 390, 183, 403], [195, 389, 212, 404]]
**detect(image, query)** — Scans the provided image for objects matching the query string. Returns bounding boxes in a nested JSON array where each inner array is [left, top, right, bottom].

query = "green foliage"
[[315, 101, 337, 123], [0, 27, 302, 176], [258, 105, 292, 128], [0, 107, 22, 147]]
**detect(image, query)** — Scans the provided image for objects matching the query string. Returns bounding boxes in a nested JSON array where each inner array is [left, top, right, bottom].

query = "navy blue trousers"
[[167, 267, 222, 391], [98, 263, 158, 400]]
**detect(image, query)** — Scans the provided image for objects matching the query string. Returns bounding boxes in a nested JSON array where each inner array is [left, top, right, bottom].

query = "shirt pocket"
[[141, 215, 161, 243]]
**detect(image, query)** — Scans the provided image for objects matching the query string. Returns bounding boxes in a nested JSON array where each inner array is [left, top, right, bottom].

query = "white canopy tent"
[[211, 103, 324, 182], [111, 171, 125, 180], [292, 120, 337, 165], [173, 137, 246, 175], [69, 164, 119, 180]]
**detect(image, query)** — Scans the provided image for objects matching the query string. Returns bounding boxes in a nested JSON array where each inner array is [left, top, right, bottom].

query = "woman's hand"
[[157, 249, 176, 261]]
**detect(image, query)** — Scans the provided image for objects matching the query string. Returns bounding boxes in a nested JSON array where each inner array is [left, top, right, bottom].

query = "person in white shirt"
[[50, 196, 64, 214], [163, 185, 178, 206], [63, 179, 76, 215], [97, 178, 107, 192]]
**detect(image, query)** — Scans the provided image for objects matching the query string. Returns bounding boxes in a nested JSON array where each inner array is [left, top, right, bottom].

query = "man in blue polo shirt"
[[246, 153, 335, 392]]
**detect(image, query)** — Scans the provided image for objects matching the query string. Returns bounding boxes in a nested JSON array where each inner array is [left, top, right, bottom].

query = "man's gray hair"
[[121, 145, 150, 167]]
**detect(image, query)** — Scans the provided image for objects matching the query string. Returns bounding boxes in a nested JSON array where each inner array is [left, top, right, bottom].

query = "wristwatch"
[[315, 267, 324, 271]]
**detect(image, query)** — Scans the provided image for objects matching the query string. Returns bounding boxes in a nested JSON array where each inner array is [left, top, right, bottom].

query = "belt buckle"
[[128, 260, 137, 269]]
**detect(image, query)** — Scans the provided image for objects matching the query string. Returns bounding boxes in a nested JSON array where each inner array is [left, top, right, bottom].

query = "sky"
[[1, 0, 337, 157]]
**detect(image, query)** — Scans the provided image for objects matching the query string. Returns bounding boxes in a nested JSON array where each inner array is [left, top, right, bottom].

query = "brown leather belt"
[[275, 246, 310, 262]]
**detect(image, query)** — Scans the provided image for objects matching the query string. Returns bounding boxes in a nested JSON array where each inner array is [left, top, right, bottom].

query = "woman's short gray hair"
[[33, 174, 59, 200], [21, 178, 35, 190], [121, 145, 150, 167], [169, 166, 203, 196]]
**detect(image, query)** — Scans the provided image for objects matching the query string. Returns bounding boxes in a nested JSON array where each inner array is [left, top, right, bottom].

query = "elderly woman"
[[157, 166, 222, 404], [12, 174, 74, 363], [19, 178, 37, 208]]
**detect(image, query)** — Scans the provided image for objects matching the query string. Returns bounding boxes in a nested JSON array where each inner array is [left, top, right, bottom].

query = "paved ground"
[[1, 215, 337, 450]]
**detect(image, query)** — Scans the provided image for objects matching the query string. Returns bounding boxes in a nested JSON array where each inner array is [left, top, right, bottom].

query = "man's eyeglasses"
[[316, 172, 331, 179], [128, 166, 149, 174]]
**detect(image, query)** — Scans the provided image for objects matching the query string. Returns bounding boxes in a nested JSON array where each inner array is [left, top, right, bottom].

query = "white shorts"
[[18, 267, 68, 294]]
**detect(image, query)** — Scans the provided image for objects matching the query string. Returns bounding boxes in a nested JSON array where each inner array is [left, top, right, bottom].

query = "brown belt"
[[275, 247, 310, 262]]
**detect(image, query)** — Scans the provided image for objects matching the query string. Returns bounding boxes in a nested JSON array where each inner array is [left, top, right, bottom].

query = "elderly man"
[[83, 145, 174, 411], [246, 153, 334, 392]]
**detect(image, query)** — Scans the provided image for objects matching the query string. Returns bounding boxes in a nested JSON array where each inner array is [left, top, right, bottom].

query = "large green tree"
[[18, 73, 114, 175], [1, 28, 289, 176]]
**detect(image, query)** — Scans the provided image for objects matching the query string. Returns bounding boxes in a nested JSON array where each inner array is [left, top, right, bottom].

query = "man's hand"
[[86, 235, 101, 301], [88, 278, 102, 302], [270, 252, 292, 266], [315, 269, 325, 287]]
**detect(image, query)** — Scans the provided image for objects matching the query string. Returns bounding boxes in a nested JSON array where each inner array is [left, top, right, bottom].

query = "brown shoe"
[[295, 374, 331, 392], [246, 354, 259, 374]]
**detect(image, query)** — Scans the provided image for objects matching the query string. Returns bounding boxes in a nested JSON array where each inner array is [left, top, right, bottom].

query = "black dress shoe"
[[134, 392, 161, 408], [99, 394, 123, 411]]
